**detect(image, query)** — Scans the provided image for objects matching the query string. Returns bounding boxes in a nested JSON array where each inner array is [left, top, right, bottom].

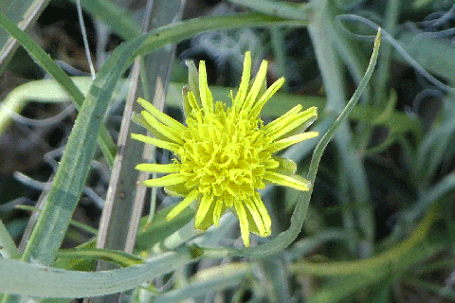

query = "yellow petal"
[[132, 114, 174, 143], [244, 199, 267, 236], [242, 60, 268, 112], [212, 197, 226, 226], [143, 173, 187, 187], [196, 198, 218, 230], [234, 51, 252, 111], [135, 163, 180, 173], [268, 107, 318, 140], [234, 199, 250, 247], [137, 98, 186, 132], [141, 111, 184, 144], [249, 77, 285, 118], [164, 182, 190, 197], [269, 131, 319, 153], [194, 194, 214, 228], [198, 60, 214, 113], [263, 171, 310, 191], [131, 133, 181, 154], [262, 104, 303, 132], [252, 193, 272, 234], [166, 189, 199, 221]]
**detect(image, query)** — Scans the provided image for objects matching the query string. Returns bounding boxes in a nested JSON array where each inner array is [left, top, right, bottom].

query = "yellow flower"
[[132, 52, 318, 247]]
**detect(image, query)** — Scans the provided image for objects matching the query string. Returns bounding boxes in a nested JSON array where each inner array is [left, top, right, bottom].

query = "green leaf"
[[0, 248, 196, 298], [0, 220, 20, 259], [56, 248, 143, 268], [0, 10, 116, 166], [228, 0, 313, 22], [154, 263, 250, 303], [135, 205, 194, 251], [235, 29, 382, 258], [72, 0, 141, 40], [0, 0, 51, 73], [14, 12, 298, 268]]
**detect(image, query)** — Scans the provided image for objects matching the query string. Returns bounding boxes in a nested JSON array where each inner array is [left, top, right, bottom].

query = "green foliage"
[[0, 0, 454, 302]]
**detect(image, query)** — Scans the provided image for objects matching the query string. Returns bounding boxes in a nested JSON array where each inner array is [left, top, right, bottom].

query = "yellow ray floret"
[[135, 163, 180, 173], [132, 51, 319, 247]]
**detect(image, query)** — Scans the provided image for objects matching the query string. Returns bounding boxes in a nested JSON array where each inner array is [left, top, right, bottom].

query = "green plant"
[[0, 0, 454, 302]]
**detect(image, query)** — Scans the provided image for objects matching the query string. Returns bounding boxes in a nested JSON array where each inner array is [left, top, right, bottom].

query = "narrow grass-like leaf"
[[0, 0, 50, 73], [15, 205, 98, 236], [13, 12, 300, 267], [0, 77, 92, 135], [135, 204, 194, 251], [234, 29, 382, 258], [133, 13, 300, 57], [0, 11, 116, 166], [228, 0, 313, 22], [404, 278, 455, 300], [72, 0, 141, 40], [166, 83, 422, 137], [290, 203, 437, 276], [0, 12, 372, 300], [18, 35, 146, 267], [0, 248, 197, 298], [0, 220, 20, 259], [154, 264, 250, 303], [48, 204, 193, 274], [0, 78, 421, 140], [308, 242, 440, 303], [56, 248, 143, 267]]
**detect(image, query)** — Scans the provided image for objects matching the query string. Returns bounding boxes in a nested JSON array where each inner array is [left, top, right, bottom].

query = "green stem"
[[56, 248, 143, 267], [373, 0, 401, 108], [355, 0, 401, 153]]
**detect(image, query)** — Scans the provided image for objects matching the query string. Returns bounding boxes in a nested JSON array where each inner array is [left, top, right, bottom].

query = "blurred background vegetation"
[[1, 0, 455, 302]]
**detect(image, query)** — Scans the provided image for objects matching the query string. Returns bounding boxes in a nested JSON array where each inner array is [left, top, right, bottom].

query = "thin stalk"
[[356, 0, 401, 153], [233, 28, 382, 258], [308, 0, 374, 255]]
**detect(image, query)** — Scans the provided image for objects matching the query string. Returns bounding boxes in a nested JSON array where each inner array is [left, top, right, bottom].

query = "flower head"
[[133, 52, 318, 247]]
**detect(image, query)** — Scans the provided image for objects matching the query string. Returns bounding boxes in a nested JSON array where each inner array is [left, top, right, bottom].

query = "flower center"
[[179, 102, 273, 203]]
